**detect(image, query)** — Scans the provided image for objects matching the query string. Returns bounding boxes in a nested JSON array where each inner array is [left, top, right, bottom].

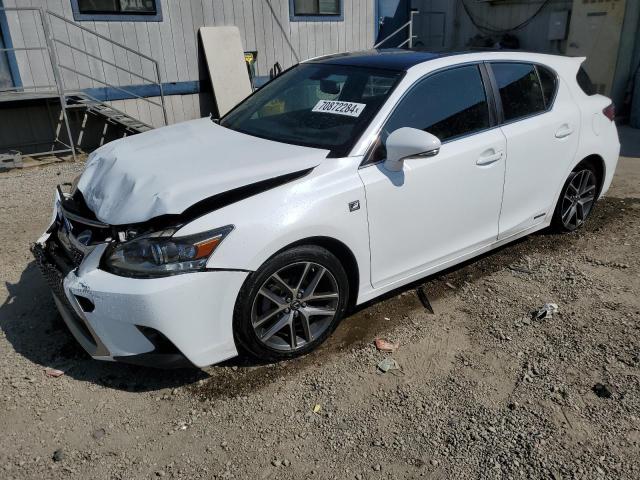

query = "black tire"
[[233, 245, 349, 362], [551, 163, 600, 233]]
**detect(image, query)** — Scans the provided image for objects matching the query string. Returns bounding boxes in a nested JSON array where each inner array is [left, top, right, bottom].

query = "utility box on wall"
[[565, 0, 626, 95], [547, 10, 569, 40]]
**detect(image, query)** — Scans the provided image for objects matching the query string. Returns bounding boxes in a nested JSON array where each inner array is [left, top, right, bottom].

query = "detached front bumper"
[[33, 234, 248, 368]]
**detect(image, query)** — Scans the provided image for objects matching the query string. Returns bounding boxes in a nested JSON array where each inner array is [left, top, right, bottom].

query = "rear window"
[[491, 62, 546, 122], [577, 67, 597, 96]]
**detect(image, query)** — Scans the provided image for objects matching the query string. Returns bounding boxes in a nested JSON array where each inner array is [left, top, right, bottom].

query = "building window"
[[70, 0, 162, 22], [290, 0, 343, 21]]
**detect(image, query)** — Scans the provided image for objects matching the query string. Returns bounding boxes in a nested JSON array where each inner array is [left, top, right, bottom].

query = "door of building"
[[375, 0, 410, 48], [0, 17, 15, 89]]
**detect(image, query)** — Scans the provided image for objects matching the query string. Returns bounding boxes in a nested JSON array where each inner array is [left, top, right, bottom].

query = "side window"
[[492, 63, 545, 122], [536, 65, 557, 108], [367, 65, 490, 164], [384, 65, 490, 142]]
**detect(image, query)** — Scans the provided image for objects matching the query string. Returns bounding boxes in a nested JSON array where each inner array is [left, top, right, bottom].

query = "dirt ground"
[[1, 156, 639, 480]]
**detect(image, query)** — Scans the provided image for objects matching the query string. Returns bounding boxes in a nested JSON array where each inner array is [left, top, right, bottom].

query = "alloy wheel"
[[251, 262, 340, 352], [560, 169, 596, 230]]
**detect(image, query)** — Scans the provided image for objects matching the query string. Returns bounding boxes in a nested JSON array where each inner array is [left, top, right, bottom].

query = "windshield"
[[220, 63, 403, 157]]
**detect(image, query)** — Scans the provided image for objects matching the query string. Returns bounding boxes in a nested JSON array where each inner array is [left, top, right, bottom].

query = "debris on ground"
[[312, 404, 321, 414], [374, 338, 399, 352], [52, 449, 64, 462], [532, 303, 559, 320], [91, 428, 106, 441], [377, 357, 400, 373], [593, 383, 613, 399], [508, 265, 533, 274], [44, 367, 64, 378], [416, 286, 435, 314]]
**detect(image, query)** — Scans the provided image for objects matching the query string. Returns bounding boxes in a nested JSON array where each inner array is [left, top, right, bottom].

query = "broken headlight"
[[103, 225, 233, 277]]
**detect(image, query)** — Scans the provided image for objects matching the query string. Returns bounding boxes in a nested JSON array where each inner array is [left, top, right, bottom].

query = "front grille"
[[33, 241, 70, 300], [53, 226, 86, 268], [32, 242, 96, 347], [62, 235, 85, 267]]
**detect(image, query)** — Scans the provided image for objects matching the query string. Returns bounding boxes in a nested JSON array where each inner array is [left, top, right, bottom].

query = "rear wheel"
[[233, 245, 349, 361], [552, 165, 599, 232]]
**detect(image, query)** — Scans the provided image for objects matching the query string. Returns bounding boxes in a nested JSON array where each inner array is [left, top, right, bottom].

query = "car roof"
[[305, 48, 574, 72], [305, 49, 444, 71]]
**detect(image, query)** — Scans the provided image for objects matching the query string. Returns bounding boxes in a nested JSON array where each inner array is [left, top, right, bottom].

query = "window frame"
[[70, 0, 163, 22], [360, 61, 499, 167], [535, 64, 559, 109], [486, 61, 559, 127], [289, 0, 344, 22]]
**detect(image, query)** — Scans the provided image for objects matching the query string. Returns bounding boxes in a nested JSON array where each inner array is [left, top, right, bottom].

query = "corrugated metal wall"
[[3, 0, 375, 124]]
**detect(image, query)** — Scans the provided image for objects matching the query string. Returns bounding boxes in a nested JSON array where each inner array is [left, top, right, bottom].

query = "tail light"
[[602, 103, 615, 121]]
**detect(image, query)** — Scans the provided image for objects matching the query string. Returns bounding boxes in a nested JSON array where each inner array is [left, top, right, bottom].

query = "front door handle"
[[555, 125, 573, 138], [476, 150, 503, 166]]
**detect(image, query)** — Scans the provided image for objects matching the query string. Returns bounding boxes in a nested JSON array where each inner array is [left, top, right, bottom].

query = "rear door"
[[491, 62, 580, 238]]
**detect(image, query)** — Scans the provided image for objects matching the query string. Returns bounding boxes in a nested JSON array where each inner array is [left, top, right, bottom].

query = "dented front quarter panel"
[[175, 156, 374, 303]]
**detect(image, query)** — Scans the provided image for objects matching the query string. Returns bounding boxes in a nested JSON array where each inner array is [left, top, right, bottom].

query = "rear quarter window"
[[577, 67, 597, 96]]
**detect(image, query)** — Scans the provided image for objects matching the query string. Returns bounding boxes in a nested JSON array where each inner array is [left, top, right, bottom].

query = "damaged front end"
[[32, 184, 198, 367], [31, 140, 318, 367]]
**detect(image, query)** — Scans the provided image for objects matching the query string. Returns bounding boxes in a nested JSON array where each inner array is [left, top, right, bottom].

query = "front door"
[[359, 64, 506, 289]]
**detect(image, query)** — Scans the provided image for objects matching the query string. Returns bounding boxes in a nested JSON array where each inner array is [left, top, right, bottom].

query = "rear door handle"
[[476, 150, 503, 166], [555, 125, 573, 138]]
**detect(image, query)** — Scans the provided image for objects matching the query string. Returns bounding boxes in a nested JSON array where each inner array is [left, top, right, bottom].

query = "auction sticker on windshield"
[[312, 100, 366, 117]]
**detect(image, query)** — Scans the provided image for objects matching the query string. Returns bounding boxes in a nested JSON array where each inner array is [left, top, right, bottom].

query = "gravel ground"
[[1, 156, 639, 479]]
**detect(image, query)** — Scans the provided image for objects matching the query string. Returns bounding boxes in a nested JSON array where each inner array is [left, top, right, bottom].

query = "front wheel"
[[552, 165, 599, 232], [233, 245, 349, 361]]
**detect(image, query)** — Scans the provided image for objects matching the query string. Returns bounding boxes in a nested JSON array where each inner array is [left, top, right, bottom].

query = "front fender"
[[175, 158, 372, 298]]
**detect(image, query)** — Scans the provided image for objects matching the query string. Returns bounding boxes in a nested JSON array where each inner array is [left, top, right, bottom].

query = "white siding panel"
[[178, 0, 197, 81], [167, 0, 187, 82], [6, 0, 377, 124]]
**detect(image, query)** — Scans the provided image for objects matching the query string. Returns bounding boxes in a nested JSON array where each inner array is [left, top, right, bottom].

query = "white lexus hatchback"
[[34, 50, 619, 368]]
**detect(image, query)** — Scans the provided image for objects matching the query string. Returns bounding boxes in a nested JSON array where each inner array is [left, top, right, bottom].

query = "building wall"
[[410, 0, 573, 53], [3, 0, 375, 125]]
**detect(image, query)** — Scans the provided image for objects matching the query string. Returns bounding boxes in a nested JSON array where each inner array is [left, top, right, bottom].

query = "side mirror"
[[383, 127, 441, 172]]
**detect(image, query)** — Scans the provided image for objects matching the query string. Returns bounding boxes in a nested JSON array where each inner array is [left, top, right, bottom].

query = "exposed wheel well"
[[575, 154, 606, 196], [275, 237, 360, 308]]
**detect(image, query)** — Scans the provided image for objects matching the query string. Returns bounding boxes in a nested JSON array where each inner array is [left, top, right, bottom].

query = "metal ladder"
[[0, 7, 167, 159], [65, 93, 154, 134]]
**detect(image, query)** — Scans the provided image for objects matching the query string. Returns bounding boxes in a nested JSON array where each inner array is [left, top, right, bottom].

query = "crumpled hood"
[[77, 118, 328, 225]]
